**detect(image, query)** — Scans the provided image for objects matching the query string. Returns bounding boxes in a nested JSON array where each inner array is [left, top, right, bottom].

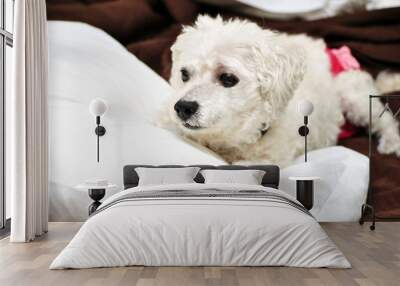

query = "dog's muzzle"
[[174, 100, 199, 121]]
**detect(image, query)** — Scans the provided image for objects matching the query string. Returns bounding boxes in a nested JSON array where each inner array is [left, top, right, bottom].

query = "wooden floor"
[[0, 222, 399, 286]]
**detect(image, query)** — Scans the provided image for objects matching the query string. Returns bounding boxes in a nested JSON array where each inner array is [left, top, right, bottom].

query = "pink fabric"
[[338, 121, 359, 140], [326, 46, 361, 139], [326, 46, 361, 76]]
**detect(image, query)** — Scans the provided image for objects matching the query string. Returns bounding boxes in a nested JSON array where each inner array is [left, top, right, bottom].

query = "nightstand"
[[76, 183, 117, 215], [288, 176, 320, 210]]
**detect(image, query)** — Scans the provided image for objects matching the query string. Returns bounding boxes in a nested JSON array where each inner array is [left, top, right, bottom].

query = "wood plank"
[[0, 222, 399, 286]]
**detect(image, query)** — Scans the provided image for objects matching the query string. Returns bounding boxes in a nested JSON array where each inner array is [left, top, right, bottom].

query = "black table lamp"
[[89, 98, 108, 162], [297, 99, 314, 162]]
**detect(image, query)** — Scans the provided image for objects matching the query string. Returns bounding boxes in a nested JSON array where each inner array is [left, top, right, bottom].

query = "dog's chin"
[[183, 122, 203, 130], [178, 118, 222, 132]]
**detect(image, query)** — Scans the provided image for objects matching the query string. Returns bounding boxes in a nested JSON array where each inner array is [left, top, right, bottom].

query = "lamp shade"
[[89, 98, 108, 117], [297, 99, 314, 116]]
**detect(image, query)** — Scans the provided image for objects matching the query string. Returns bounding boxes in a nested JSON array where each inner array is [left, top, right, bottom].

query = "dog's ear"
[[170, 41, 183, 87], [252, 33, 306, 120], [170, 15, 225, 87]]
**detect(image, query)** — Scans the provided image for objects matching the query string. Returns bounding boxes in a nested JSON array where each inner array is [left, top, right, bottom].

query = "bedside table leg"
[[88, 189, 106, 215], [296, 180, 314, 210], [88, 201, 102, 216]]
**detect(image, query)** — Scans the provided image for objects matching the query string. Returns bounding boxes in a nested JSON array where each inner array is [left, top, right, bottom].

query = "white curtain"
[[8, 0, 48, 242]]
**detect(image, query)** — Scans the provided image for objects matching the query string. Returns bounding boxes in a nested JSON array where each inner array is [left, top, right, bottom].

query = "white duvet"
[[50, 183, 350, 269]]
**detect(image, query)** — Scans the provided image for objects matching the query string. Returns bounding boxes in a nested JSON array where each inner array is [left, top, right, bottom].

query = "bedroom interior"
[[1, 0, 400, 285]]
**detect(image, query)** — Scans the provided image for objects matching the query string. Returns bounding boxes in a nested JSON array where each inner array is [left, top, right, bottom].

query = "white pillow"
[[135, 167, 201, 186], [200, 169, 266, 185], [48, 21, 225, 221]]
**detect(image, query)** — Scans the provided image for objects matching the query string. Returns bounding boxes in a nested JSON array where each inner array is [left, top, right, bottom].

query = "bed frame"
[[123, 165, 280, 189]]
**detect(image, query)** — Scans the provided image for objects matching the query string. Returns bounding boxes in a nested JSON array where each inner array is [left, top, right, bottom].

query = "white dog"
[[159, 15, 400, 166]]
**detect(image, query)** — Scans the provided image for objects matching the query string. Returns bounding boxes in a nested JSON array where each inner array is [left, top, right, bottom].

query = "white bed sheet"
[[50, 183, 350, 269]]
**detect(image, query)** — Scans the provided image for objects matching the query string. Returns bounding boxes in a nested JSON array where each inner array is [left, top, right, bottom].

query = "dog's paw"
[[377, 134, 400, 157]]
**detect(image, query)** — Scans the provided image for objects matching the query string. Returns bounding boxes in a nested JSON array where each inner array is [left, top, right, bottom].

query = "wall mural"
[[45, 0, 400, 221]]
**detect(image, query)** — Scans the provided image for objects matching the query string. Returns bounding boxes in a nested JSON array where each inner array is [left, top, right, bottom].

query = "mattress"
[[50, 183, 350, 269]]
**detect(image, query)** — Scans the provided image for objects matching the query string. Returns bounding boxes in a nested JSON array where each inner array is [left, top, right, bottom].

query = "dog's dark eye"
[[181, 68, 190, 82], [219, 73, 239, 88]]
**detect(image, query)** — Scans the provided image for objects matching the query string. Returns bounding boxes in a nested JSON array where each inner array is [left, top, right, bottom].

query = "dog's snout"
[[174, 100, 199, 121]]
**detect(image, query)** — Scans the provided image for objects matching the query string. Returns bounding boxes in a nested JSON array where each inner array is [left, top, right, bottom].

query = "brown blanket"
[[47, 0, 400, 218]]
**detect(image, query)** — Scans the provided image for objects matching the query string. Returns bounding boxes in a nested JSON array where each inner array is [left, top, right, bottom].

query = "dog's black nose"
[[174, 100, 199, 121]]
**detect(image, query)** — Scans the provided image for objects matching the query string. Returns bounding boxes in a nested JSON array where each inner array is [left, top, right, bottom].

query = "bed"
[[50, 165, 350, 269]]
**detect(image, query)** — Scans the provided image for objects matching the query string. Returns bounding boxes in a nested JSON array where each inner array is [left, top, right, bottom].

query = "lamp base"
[[95, 126, 106, 136]]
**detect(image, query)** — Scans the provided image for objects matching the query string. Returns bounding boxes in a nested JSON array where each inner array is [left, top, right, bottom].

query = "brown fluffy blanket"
[[47, 0, 400, 218]]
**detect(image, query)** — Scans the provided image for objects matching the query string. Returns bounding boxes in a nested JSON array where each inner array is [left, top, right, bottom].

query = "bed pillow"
[[200, 169, 266, 185], [135, 167, 201, 186]]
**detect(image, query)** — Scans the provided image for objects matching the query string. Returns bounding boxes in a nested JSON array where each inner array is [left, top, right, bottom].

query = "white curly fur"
[[159, 15, 400, 166]]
